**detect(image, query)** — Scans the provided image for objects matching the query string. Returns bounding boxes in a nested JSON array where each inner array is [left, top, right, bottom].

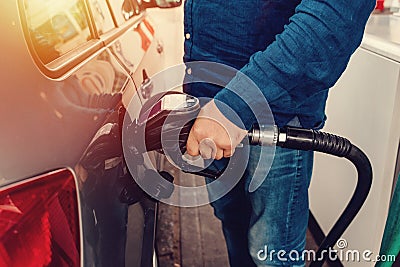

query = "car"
[[0, 0, 181, 266]]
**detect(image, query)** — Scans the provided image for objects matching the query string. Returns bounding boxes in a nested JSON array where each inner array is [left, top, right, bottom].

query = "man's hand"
[[186, 100, 247, 160]]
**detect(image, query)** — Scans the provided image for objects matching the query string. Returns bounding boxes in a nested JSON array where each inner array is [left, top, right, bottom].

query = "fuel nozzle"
[[124, 91, 372, 267], [125, 91, 201, 154]]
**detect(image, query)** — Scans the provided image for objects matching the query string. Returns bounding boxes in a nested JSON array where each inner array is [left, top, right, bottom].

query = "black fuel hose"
[[251, 127, 372, 266]]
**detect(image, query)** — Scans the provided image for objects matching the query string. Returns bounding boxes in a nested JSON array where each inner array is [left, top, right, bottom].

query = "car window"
[[108, 0, 141, 26], [22, 0, 92, 64], [87, 0, 116, 35]]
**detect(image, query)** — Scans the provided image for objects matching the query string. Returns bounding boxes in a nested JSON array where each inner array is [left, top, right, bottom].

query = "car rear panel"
[[0, 1, 162, 266]]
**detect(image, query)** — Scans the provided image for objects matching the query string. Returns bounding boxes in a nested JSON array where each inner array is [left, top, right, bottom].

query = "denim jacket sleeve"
[[213, 0, 376, 129]]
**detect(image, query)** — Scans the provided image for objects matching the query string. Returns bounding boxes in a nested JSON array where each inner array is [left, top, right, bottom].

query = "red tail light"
[[0, 169, 81, 267]]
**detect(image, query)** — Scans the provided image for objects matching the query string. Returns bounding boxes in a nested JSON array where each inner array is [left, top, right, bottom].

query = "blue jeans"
[[208, 126, 314, 266]]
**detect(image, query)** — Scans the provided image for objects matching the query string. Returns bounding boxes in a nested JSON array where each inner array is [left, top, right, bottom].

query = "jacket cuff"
[[214, 76, 257, 130]]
